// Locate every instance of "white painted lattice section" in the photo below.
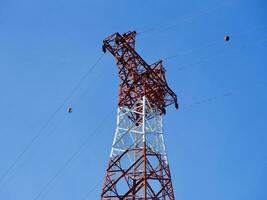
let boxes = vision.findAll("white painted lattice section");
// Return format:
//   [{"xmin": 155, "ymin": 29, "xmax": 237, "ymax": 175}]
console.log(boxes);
[{"xmin": 110, "ymin": 96, "xmax": 169, "ymax": 164}]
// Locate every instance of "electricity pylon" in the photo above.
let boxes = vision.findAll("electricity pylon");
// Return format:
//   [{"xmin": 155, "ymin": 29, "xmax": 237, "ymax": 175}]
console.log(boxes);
[{"xmin": 101, "ymin": 31, "xmax": 178, "ymax": 200}]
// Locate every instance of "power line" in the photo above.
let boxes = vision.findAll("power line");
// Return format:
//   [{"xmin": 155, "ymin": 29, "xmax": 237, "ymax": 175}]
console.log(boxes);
[
  {"xmin": 162, "ymin": 40, "xmax": 218, "ymax": 61},
  {"xmin": 32, "ymin": 111, "xmax": 113, "ymax": 200},
  {"xmin": 137, "ymin": 2, "xmax": 267, "ymax": 40},
  {"xmin": 183, "ymin": 80, "xmax": 267, "ymax": 111},
  {"xmin": 162, "ymin": 35, "xmax": 267, "ymax": 64},
  {"xmin": 0, "ymin": 53, "xmax": 105, "ymax": 189},
  {"xmin": 0, "ymin": 114, "xmax": 70, "ymax": 191},
  {"xmin": 82, "ymin": 180, "xmax": 102, "ymax": 200},
  {"xmin": 137, "ymin": 1, "xmax": 233, "ymax": 37}
]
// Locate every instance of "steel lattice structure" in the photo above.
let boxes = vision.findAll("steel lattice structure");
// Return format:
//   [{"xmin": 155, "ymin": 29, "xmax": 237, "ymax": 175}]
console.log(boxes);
[{"xmin": 101, "ymin": 31, "xmax": 178, "ymax": 200}]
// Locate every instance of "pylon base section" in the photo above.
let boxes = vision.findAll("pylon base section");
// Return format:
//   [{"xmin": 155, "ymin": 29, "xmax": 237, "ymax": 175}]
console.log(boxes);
[{"xmin": 101, "ymin": 96, "xmax": 175, "ymax": 200}]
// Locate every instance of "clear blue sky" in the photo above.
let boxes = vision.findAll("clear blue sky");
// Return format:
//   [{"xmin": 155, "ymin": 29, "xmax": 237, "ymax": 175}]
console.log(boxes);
[{"xmin": 0, "ymin": 0, "xmax": 266, "ymax": 199}]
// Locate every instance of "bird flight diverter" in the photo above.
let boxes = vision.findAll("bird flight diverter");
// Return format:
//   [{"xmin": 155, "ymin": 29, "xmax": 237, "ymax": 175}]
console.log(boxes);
[
  {"xmin": 224, "ymin": 35, "xmax": 230, "ymax": 41},
  {"xmin": 67, "ymin": 107, "xmax": 72, "ymax": 113}
]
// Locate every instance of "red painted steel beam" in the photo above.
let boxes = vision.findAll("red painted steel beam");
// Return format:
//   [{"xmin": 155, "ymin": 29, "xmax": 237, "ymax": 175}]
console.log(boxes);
[{"xmin": 102, "ymin": 31, "xmax": 178, "ymax": 116}]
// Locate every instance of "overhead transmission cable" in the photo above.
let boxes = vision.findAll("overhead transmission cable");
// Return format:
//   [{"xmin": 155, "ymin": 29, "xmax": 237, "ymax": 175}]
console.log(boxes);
[
  {"xmin": 0, "ymin": 113, "xmax": 70, "ymax": 192},
  {"xmin": 184, "ymin": 79, "xmax": 267, "ymax": 111},
  {"xmin": 0, "ymin": 53, "xmax": 105, "ymax": 189},
  {"xmin": 176, "ymin": 37, "xmax": 267, "ymax": 72},
  {"xmin": 136, "ymin": 1, "xmax": 234, "ymax": 37},
  {"xmin": 0, "ymin": 67, "xmax": 106, "ymax": 191},
  {"xmin": 33, "ymin": 110, "xmax": 113, "ymax": 200},
  {"xmin": 161, "ymin": 27, "xmax": 267, "ymax": 63},
  {"xmin": 82, "ymin": 179, "xmax": 102, "ymax": 200}
]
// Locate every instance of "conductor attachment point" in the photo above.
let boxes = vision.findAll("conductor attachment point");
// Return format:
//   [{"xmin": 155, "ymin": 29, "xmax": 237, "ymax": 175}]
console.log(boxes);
[
  {"xmin": 175, "ymin": 102, "xmax": 179, "ymax": 110},
  {"xmin": 102, "ymin": 45, "xmax": 106, "ymax": 53}
]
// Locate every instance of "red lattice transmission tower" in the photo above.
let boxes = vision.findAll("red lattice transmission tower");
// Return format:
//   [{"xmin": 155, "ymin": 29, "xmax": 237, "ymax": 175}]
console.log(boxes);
[{"xmin": 100, "ymin": 31, "xmax": 178, "ymax": 200}]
